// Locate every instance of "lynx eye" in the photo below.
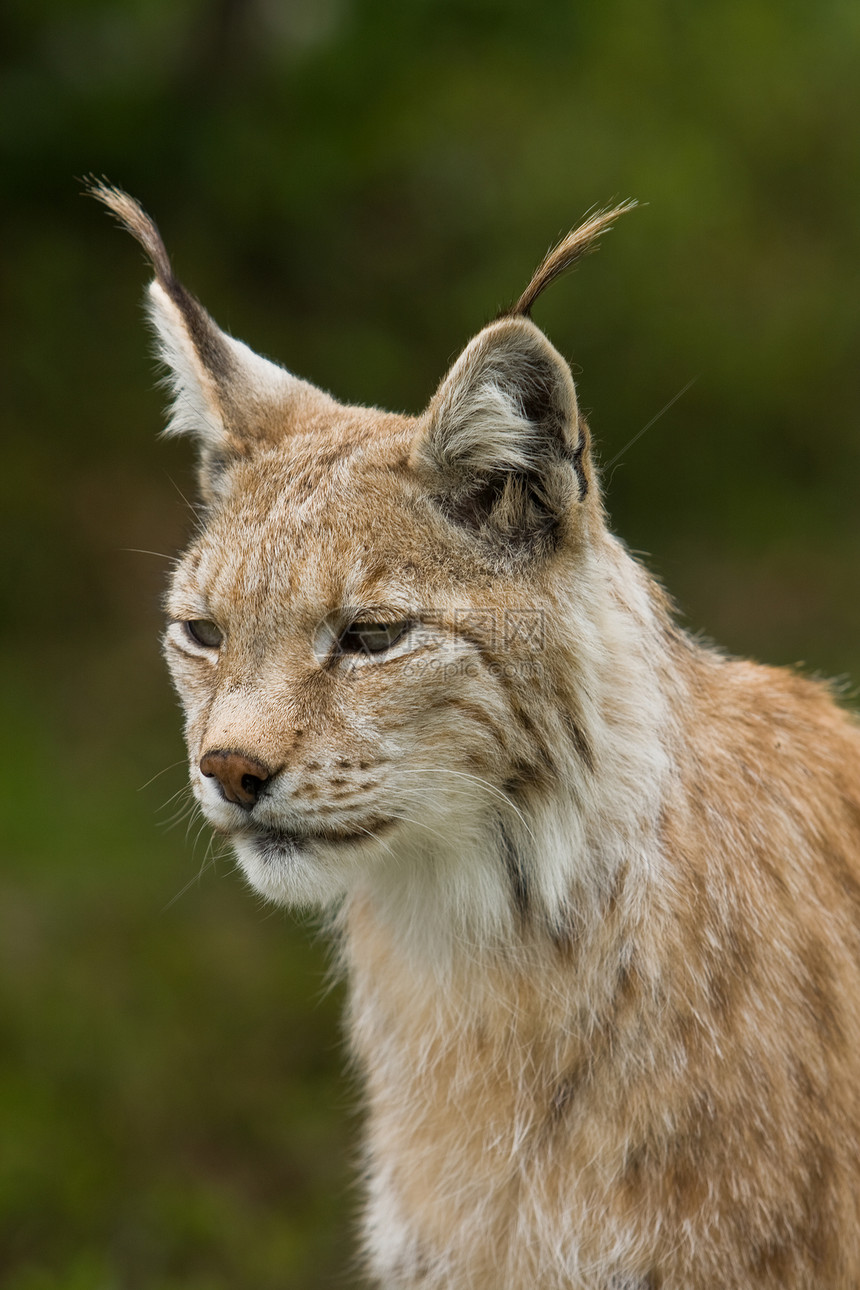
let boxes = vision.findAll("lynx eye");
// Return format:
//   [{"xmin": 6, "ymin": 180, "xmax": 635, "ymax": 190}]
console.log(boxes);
[
  {"xmin": 338, "ymin": 621, "xmax": 409, "ymax": 655},
  {"xmin": 184, "ymin": 618, "xmax": 223, "ymax": 649}
]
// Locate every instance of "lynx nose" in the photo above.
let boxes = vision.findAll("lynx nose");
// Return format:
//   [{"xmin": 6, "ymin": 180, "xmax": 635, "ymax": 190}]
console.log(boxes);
[{"xmin": 199, "ymin": 749, "xmax": 272, "ymax": 809}]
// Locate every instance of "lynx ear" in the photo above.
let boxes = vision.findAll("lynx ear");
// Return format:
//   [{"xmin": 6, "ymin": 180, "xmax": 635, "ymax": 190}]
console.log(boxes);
[
  {"xmin": 412, "ymin": 316, "xmax": 589, "ymax": 550},
  {"xmin": 90, "ymin": 182, "xmax": 330, "ymax": 500},
  {"xmin": 412, "ymin": 204, "xmax": 638, "ymax": 551}
]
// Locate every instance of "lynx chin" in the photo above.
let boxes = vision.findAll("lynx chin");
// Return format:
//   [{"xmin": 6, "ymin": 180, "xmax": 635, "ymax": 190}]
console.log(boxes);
[{"xmin": 96, "ymin": 183, "xmax": 860, "ymax": 1289}]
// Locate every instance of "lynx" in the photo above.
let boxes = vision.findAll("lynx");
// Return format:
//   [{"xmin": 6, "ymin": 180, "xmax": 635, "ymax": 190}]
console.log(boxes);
[{"xmin": 96, "ymin": 183, "xmax": 860, "ymax": 1288}]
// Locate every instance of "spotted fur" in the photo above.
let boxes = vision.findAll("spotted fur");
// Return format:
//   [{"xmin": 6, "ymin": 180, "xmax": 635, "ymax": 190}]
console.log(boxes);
[{"xmin": 97, "ymin": 183, "xmax": 860, "ymax": 1288}]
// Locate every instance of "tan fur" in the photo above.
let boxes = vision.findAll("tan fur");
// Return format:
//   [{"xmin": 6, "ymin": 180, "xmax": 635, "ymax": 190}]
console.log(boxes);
[{"xmin": 97, "ymin": 184, "xmax": 860, "ymax": 1288}]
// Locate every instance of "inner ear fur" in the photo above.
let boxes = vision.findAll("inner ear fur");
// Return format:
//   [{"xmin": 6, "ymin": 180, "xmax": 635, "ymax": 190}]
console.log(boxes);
[{"xmin": 412, "ymin": 317, "xmax": 590, "ymax": 548}]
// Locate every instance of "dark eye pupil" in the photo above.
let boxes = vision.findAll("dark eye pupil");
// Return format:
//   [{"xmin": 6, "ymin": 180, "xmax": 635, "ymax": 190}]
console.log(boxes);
[
  {"xmin": 340, "ymin": 622, "xmax": 407, "ymax": 654},
  {"xmin": 187, "ymin": 619, "xmax": 222, "ymax": 648}
]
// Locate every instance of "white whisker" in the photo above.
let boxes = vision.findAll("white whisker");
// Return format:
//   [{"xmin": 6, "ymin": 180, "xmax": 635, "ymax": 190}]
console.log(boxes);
[
  {"xmin": 161, "ymin": 838, "xmax": 225, "ymax": 912},
  {"xmin": 138, "ymin": 760, "xmax": 187, "ymax": 792},
  {"xmin": 121, "ymin": 547, "xmax": 177, "ymax": 563},
  {"xmin": 399, "ymin": 766, "xmax": 536, "ymax": 842}
]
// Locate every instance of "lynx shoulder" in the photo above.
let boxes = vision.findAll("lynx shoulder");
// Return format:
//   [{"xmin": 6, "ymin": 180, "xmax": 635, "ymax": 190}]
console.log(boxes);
[{"xmin": 96, "ymin": 183, "xmax": 860, "ymax": 1289}]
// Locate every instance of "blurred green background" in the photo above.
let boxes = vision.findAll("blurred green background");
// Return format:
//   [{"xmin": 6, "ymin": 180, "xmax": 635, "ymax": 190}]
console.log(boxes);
[{"xmin": 2, "ymin": 1, "xmax": 859, "ymax": 1286}]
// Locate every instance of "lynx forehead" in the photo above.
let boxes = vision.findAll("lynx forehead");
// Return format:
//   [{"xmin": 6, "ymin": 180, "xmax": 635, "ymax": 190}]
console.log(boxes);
[{"xmin": 99, "ymin": 182, "xmax": 860, "ymax": 1289}]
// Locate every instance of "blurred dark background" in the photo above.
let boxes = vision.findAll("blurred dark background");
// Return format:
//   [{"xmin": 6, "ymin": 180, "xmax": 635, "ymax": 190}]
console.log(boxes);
[{"xmin": 2, "ymin": 1, "xmax": 859, "ymax": 1286}]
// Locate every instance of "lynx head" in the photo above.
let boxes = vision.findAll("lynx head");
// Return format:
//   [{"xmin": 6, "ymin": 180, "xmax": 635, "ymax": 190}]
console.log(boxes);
[{"xmin": 95, "ymin": 183, "xmax": 636, "ymax": 943}]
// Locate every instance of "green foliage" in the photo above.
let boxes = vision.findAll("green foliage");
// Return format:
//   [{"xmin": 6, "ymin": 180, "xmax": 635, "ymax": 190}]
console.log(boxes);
[{"xmin": 2, "ymin": 1, "xmax": 860, "ymax": 1285}]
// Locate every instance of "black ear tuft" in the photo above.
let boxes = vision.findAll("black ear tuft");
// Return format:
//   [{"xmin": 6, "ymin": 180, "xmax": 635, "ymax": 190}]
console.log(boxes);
[
  {"xmin": 509, "ymin": 201, "xmax": 637, "ymax": 318},
  {"xmin": 91, "ymin": 180, "xmax": 337, "ymax": 502}
]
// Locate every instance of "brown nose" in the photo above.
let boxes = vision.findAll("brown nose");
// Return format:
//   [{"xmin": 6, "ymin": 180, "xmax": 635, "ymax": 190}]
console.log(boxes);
[{"xmin": 199, "ymin": 749, "xmax": 272, "ymax": 809}]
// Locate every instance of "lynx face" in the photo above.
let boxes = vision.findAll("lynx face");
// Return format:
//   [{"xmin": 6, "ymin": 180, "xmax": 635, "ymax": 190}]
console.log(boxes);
[
  {"xmin": 89, "ymin": 181, "xmax": 622, "ymax": 927},
  {"xmin": 163, "ymin": 419, "xmax": 585, "ymax": 912}
]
